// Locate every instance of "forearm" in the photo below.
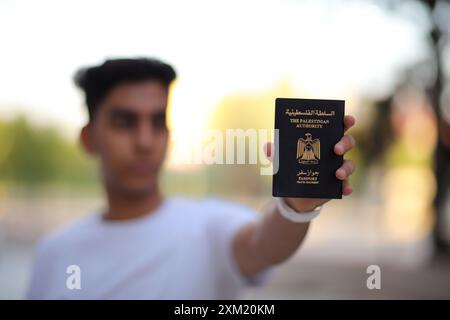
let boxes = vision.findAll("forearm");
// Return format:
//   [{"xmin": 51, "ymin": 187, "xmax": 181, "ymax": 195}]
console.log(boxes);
[
  {"xmin": 233, "ymin": 201, "xmax": 311, "ymax": 276},
  {"xmin": 254, "ymin": 202, "xmax": 311, "ymax": 264}
]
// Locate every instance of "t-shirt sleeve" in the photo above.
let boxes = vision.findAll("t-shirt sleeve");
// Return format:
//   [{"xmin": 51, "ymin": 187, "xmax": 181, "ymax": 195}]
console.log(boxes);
[{"xmin": 203, "ymin": 198, "xmax": 275, "ymax": 292}]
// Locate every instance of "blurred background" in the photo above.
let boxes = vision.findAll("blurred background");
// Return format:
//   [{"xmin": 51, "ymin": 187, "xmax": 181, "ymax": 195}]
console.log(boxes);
[{"xmin": 1, "ymin": 0, "xmax": 450, "ymax": 299}]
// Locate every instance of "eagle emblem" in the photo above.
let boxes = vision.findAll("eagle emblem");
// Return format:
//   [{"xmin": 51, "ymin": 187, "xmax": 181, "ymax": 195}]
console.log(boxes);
[{"xmin": 297, "ymin": 133, "xmax": 320, "ymax": 164}]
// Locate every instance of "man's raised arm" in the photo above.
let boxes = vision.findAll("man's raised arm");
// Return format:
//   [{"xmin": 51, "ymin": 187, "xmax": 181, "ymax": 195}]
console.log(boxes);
[{"xmin": 233, "ymin": 115, "xmax": 356, "ymax": 276}]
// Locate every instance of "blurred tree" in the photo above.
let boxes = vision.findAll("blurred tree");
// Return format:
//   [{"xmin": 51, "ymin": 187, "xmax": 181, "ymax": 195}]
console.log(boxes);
[
  {"xmin": 421, "ymin": 0, "xmax": 450, "ymax": 255},
  {"xmin": 375, "ymin": 0, "xmax": 450, "ymax": 254},
  {"xmin": 0, "ymin": 116, "xmax": 98, "ymax": 189}
]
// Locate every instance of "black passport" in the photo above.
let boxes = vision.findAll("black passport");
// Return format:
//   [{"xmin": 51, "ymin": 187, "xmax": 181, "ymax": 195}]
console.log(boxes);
[{"xmin": 272, "ymin": 98, "xmax": 345, "ymax": 199}]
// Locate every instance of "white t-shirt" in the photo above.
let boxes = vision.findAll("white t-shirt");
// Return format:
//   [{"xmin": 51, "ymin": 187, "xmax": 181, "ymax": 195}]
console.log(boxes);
[{"xmin": 27, "ymin": 196, "xmax": 273, "ymax": 299}]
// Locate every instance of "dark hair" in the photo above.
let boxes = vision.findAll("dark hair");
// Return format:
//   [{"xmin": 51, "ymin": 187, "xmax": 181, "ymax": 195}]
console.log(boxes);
[{"xmin": 74, "ymin": 57, "xmax": 177, "ymax": 120}]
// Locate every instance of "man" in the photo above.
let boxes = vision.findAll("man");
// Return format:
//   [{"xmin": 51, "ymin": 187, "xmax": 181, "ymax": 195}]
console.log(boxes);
[{"xmin": 27, "ymin": 58, "xmax": 356, "ymax": 299}]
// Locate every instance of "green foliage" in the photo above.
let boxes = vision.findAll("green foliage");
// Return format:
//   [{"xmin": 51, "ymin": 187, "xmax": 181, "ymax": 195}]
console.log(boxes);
[{"xmin": 0, "ymin": 116, "xmax": 98, "ymax": 188}]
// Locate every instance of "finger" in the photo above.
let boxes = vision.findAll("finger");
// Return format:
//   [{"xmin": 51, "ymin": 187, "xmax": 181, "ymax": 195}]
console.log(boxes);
[
  {"xmin": 344, "ymin": 115, "xmax": 356, "ymax": 133},
  {"xmin": 264, "ymin": 142, "xmax": 274, "ymax": 162},
  {"xmin": 334, "ymin": 135, "xmax": 355, "ymax": 155},
  {"xmin": 336, "ymin": 159, "xmax": 355, "ymax": 180},
  {"xmin": 342, "ymin": 179, "xmax": 353, "ymax": 196}
]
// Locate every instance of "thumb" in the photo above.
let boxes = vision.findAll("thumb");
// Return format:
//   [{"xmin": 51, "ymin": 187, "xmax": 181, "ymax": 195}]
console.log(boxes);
[{"xmin": 264, "ymin": 142, "xmax": 274, "ymax": 162}]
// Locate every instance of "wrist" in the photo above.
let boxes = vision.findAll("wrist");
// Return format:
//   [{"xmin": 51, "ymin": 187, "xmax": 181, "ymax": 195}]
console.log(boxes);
[
  {"xmin": 284, "ymin": 198, "xmax": 321, "ymax": 213},
  {"xmin": 275, "ymin": 198, "xmax": 323, "ymax": 223}
]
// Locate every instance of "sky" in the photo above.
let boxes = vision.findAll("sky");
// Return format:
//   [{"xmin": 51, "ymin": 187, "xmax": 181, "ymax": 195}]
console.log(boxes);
[{"xmin": 0, "ymin": 0, "xmax": 432, "ymax": 146}]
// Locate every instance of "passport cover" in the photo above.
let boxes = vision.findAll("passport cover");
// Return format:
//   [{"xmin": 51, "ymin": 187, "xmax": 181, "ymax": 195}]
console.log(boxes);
[{"xmin": 272, "ymin": 98, "xmax": 345, "ymax": 199}]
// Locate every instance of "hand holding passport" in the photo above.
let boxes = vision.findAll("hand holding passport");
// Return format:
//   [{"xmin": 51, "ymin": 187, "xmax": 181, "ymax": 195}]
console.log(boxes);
[{"xmin": 269, "ymin": 98, "xmax": 356, "ymax": 213}]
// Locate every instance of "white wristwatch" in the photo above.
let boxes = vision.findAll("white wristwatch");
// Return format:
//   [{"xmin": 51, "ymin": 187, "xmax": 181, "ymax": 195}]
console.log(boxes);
[{"xmin": 275, "ymin": 198, "xmax": 323, "ymax": 223}]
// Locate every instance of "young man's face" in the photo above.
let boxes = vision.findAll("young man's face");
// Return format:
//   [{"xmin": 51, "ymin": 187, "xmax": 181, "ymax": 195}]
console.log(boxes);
[{"xmin": 84, "ymin": 80, "xmax": 169, "ymax": 196}]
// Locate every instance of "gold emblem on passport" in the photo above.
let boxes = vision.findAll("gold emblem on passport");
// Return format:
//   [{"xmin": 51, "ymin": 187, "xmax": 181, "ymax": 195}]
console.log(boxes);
[{"xmin": 297, "ymin": 133, "xmax": 320, "ymax": 164}]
